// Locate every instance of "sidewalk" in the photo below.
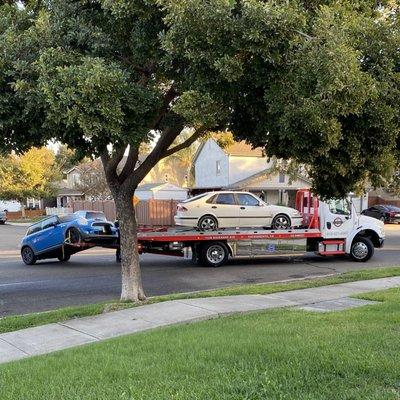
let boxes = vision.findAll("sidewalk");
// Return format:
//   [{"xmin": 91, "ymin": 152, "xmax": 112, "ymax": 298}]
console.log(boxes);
[{"xmin": 1, "ymin": 276, "xmax": 399, "ymax": 365}]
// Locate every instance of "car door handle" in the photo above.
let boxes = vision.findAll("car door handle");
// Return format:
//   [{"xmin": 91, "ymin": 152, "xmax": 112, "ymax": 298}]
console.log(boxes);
[
  {"xmin": 240, "ymin": 207, "xmax": 246, "ymax": 210},
  {"xmin": 212, "ymin": 206, "xmax": 217, "ymax": 209}
]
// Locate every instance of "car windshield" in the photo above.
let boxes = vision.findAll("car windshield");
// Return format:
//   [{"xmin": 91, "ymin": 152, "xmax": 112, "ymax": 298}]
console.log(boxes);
[
  {"xmin": 182, "ymin": 193, "xmax": 208, "ymax": 203},
  {"xmin": 59, "ymin": 214, "xmax": 77, "ymax": 223},
  {"xmin": 386, "ymin": 205, "xmax": 400, "ymax": 212},
  {"xmin": 86, "ymin": 212, "xmax": 106, "ymax": 220}
]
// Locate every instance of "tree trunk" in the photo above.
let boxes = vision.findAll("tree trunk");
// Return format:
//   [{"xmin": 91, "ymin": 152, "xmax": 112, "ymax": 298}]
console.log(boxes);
[
  {"xmin": 114, "ymin": 191, "xmax": 146, "ymax": 302},
  {"xmin": 21, "ymin": 204, "xmax": 26, "ymax": 219}
]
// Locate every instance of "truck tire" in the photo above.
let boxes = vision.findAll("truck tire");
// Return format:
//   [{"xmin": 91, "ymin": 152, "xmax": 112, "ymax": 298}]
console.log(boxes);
[
  {"xmin": 350, "ymin": 236, "xmax": 374, "ymax": 262},
  {"xmin": 58, "ymin": 254, "xmax": 71, "ymax": 262},
  {"xmin": 200, "ymin": 242, "xmax": 229, "ymax": 267},
  {"xmin": 21, "ymin": 246, "xmax": 36, "ymax": 265}
]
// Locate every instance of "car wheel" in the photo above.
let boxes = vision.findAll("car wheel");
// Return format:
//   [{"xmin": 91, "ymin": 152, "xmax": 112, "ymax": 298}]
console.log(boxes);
[
  {"xmin": 271, "ymin": 214, "xmax": 291, "ymax": 230},
  {"xmin": 21, "ymin": 246, "xmax": 36, "ymax": 265},
  {"xmin": 200, "ymin": 242, "xmax": 229, "ymax": 267},
  {"xmin": 65, "ymin": 228, "xmax": 82, "ymax": 244},
  {"xmin": 380, "ymin": 216, "xmax": 385, "ymax": 222},
  {"xmin": 198, "ymin": 215, "xmax": 218, "ymax": 231},
  {"xmin": 350, "ymin": 237, "xmax": 374, "ymax": 262},
  {"xmin": 58, "ymin": 253, "xmax": 71, "ymax": 262}
]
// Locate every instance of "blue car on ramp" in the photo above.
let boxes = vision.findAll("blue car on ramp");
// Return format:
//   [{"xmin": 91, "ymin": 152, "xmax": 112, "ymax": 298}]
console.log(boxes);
[{"xmin": 20, "ymin": 211, "xmax": 119, "ymax": 265}]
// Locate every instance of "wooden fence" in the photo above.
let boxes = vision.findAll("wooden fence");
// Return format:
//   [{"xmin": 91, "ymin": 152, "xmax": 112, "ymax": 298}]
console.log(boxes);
[
  {"xmin": 71, "ymin": 199, "xmax": 180, "ymax": 226},
  {"xmin": 6, "ymin": 209, "xmax": 45, "ymax": 220},
  {"xmin": 368, "ymin": 196, "xmax": 400, "ymax": 208}
]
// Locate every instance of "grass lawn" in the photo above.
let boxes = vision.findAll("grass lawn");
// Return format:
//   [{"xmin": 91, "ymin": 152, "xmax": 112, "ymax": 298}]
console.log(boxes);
[
  {"xmin": 1, "ymin": 288, "xmax": 399, "ymax": 399},
  {"xmin": 1, "ymin": 266, "xmax": 400, "ymax": 334}
]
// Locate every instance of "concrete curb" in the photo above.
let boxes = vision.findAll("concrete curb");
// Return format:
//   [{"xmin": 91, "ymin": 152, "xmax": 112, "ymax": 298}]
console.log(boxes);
[{"xmin": 0, "ymin": 276, "xmax": 399, "ymax": 365}]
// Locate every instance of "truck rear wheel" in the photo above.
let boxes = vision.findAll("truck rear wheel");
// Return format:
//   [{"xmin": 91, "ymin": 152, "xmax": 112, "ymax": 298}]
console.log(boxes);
[
  {"xmin": 200, "ymin": 242, "xmax": 229, "ymax": 267},
  {"xmin": 350, "ymin": 237, "xmax": 374, "ymax": 262}
]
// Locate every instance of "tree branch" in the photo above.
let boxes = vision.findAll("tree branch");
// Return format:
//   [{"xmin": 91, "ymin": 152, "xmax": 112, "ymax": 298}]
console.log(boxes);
[
  {"xmin": 118, "ymin": 145, "xmax": 139, "ymax": 184},
  {"xmin": 126, "ymin": 123, "xmax": 184, "ymax": 189},
  {"xmin": 148, "ymin": 86, "xmax": 178, "ymax": 130},
  {"xmin": 162, "ymin": 128, "xmax": 206, "ymax": 159},
  {"xmin": 100, "ymin": 146, "xmax": 125, "ymax": 188}
]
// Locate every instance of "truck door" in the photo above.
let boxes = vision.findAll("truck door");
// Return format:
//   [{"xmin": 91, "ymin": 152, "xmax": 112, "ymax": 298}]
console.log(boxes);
[{"xmin": 320, "ymin": 199, "xmax": 355, "ymax": 239}]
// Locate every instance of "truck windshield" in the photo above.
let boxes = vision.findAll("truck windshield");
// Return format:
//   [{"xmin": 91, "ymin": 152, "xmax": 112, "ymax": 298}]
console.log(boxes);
[{"xmin": 326, "ymin": 199, "xmax": 351, "ymax": 216}]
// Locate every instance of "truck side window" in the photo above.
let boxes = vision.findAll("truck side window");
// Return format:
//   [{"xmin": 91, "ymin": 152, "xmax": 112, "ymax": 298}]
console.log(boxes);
[{"xmin": 327, "ymin": 199, "xmax": 350, "ymax": 216}]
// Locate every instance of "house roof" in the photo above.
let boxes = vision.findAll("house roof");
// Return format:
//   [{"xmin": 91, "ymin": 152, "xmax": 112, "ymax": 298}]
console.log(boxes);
[
  {"xmin": 225, "ymin": 168, "xmax": 312, "ymax": 190},
  {"xmin": 66, "ymin": 154, "xmax": 149, "ymax": 175},
  {"xmin": 137, "ymin": 182, "xmax": 187, "ymax": 192},
  {"xmin": 225, "ymin": 141, "xmax": 264, "ymax": 157},
  {"xmin": 57, "ymin": 187, "xmax": 84, "ymax": 196},
  {"xmin": 193, "ymin": 139, "xmax": 264, "ymax": 164}
]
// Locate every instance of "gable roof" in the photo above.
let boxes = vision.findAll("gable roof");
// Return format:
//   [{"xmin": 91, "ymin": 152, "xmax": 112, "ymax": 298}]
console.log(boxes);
[
  {"xmin": 225, "ymin": 141, "xmax": 264, "ymax": 157},
  {"xmin": 225, "ymin": 168, "xmax": 312, "ymax": 189},
  {"xmin": 193, "ymin": 139, "xmax": 264, "ymax": 164},
  {"xmin": 137, "ymin": 182, "xmax": 187, "ymax": 192}
]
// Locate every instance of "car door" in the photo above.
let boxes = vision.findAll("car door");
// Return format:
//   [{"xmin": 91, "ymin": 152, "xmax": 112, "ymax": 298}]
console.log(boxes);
[
  {"xmin": 365, "ymin": 206, "xmax": 384, "ymax": 220},
  {"xmin": 209, "ymin": 193, "xmax": 240, "ymax": 228},
  {"xmin": 322, "ymin": 199, "xmax": 355, "ymax": 238},
  {"xmin": 34, "ymin": 216, "xmax": 65, "ymax": 253},
  {"xmin": 236, "ymin": 193, "xmax": 272, "ymax": 227}
]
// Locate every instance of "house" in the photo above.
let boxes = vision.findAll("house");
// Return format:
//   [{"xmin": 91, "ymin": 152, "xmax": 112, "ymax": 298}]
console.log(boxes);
[
  {"xmin": 192, "ymin": 139, "xmax": 310, "ymax": 207},
  {"xmin": 136, "ymin": 183, "xmax": 188, "ymax": 200}
]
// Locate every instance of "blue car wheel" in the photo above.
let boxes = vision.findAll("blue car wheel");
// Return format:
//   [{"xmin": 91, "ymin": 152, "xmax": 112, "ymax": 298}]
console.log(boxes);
[
  {"xmin": 21, "ymin": 246, "xmax": 36, "ymax": 265},
  {"xmin": 65, "ymin": 227, "xmax": 82, "ymax": 244}
]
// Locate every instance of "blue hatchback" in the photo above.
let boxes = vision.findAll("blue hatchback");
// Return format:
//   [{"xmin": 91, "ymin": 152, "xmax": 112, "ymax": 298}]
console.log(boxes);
[{"xmin": 20, "ymin": 212, "xmax": 119, "ymax": 265}]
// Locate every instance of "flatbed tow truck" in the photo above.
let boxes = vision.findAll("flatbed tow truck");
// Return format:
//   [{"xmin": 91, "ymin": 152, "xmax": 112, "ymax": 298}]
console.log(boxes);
[{"xmin": 135, "ymin": 189, "xmax": 385, "ymax": 267}]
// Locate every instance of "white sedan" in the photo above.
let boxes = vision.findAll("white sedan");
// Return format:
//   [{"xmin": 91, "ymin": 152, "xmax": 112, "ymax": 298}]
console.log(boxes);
[{"xmin": 174, "ymin": 191, "xmax": 303, "ymax": 230}]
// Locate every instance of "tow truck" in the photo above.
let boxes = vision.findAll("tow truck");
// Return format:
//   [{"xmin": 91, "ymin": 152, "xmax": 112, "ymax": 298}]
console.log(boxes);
[{"xmin": 135, "ymin": 189, "xmax": 385, "ymax": 267}]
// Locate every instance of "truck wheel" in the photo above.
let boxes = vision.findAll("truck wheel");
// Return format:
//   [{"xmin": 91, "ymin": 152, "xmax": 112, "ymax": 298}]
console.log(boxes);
[
  {"xmin": 21, "ymin": 246, "xmax": 36, "ymax": 265},
  {"xmin": 200, "ymin": 242, "xmax": 229, "ymax": 267},
  {"xmin": 350, "ymin": 237, "xmax": 374, "ymax": 262}
]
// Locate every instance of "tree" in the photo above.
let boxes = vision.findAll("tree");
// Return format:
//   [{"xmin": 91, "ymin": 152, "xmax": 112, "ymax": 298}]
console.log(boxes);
[
  {"xmin": 0, "ymin": 148, "xmax": 58, "ymax": 216},
  {"xmin": 75, "ymin": 161, "xmax": 112, "ymax": 200},
  {"xmin": 1, "ymin": 0, "xmax": 398, "ymax": 301},
  {"xmin": 55, "ymin": 144, "xmax": 81, "ymax": 174}
]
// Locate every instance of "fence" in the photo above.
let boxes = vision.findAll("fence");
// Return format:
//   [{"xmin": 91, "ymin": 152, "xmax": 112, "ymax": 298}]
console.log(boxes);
[
  {"xmin": 6, "ymin": 209, "xmax": 45, "ymax": 221},
  {"xmin": 71, "ymin": 199, "xmax": 179, "ymax": 226},
  {"xmin": 46, "ymin": 207, "xmax": 73, "ymax": 216},
  {"xmin": 368, "ymin": 196, "xmax": 400, "ymax": 208}
]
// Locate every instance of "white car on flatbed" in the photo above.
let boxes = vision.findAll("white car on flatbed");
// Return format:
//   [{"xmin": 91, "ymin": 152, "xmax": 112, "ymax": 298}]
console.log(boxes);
[{"xmin": 174, "ymin": 191, "xmax": 303, "ymax": 230}]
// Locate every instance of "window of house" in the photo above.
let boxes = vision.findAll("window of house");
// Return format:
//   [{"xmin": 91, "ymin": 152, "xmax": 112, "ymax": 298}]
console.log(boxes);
[
  {"xmin": 278, "ymin": 172, "xmax": 285, "ymax": 183},
  {"xmin": 216, "ymin": 160, "xmax": 221, "ymax": 175}
]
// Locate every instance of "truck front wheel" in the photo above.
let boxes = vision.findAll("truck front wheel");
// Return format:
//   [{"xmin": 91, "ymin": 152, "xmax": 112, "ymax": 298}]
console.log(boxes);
[
  {"xmin": 200, "ymin": 242, "xmax": 229, "ymax": 267},
  {"xmin": 350, "ymin": 237, "xmax": 374, "ymax": 262}
]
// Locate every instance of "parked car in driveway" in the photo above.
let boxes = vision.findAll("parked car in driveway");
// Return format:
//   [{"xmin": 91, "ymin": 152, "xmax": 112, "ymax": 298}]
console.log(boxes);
[
  {"xmin": 0, "ymin": 211, "xmax": 6, "ymax": 224},
  {"xmin": 174, "ymin": 191, "xmax": 303, "ymax": 230},
  {"xmin": 361, "ymin": 204, "xmax": 400, "ymax": 224},
  {"xmin": 20, "ymin": 212, "xmax": 118, "ymax": 265}
]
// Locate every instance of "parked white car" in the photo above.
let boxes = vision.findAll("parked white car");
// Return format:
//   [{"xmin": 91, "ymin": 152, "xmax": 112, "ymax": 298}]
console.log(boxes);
[{"xmin": 174, "ymin": 191, "xmax": 303, "ymax": 230}]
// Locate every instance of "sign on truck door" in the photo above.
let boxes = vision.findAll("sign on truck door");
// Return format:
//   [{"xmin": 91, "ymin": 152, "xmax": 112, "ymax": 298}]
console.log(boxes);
[{"xmin": 320, "ymin": 199, "xmax": 355, "ymax": 239}]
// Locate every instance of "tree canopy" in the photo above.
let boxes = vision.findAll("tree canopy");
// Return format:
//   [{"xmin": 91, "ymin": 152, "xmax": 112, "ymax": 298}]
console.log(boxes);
[{"xmin": 1, "ymin": 0, "xmax": 399, "ymax": 300}]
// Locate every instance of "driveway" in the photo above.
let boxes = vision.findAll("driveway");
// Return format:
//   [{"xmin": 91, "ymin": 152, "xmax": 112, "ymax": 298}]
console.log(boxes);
[{"xmin": 0, "ymin": 223, "xmax": 399, "ymax": 316}]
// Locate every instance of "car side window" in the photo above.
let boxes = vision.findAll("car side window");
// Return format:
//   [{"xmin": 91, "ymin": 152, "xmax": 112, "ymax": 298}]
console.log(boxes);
[
  {"xmin": 237, "ymin": 194, "xmax": 260, "ymax": 206},
  {"xmin": 42, "ymin": 216, "xmax": 58, "ymax": 230},
  {"xmin": 215, "ymin": 194, "xmax": 236, "ymax": 205},
  {"xmin": 26, "ymin": 223, "xmax": 42, "ymax": 236},
  {"xmin": 206, "ymin": 194, "xmax": 218, "ymax": 204}
]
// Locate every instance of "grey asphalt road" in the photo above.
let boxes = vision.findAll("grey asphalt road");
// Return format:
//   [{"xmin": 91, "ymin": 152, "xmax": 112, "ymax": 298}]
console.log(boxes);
[{"xmin": 0, "ymin": 223, "xmax": 399, "ymax": 317}]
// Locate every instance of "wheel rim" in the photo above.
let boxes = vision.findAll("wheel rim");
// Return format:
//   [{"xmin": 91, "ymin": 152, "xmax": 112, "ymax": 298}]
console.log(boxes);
[
  {"xmin": 380, "ymin": 216, "xmax": 385, "ymax": 222},
  {"xmin": 352, "ymin": 242, "xmax": 369, "ymax": 260},
  {"xmin": 200, "ymin": 217, "xmax": 217, "ymax": 230},
  {"xmin": 67, "ymin": 229, "xmax": 80, "ymax": 244},
  {"xmin": 206, "ymin": 245, "xmax": 225, "ymax": 265},
  {"xmin": 22, "ymin": 248, "xmax": 33, "ymax": 263},
  {"xmin": 273, "ymin": 216, "xmax": 290, "ymax": 229}
]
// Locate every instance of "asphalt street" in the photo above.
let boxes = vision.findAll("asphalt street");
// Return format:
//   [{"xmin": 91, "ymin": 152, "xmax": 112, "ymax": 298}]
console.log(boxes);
[{"xmin": 0, "ymin": 223, "xmax": 399, "ymax": 317}]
